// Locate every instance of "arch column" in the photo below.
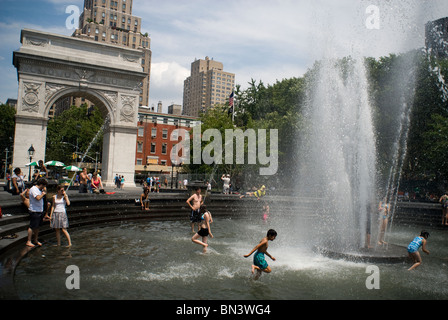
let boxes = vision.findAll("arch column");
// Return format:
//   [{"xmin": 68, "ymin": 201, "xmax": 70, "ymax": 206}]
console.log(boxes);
[
  {"xmin": 13, "ymin": 115, "xmax": 48, "ymax": 177},
  {"xmin": 102, "ymin": 125, "xmax": 138, "ymax": 187}
]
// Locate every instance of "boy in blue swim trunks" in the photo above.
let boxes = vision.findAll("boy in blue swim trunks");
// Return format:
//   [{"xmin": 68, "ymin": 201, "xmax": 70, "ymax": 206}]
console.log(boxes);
[
  {"xmin": 244, "ymin": 229, "xmax": 277, "ymax": 280},
  {"xmin": 407, "ymin": 231, "xmax": 430, "ymax": 271}
]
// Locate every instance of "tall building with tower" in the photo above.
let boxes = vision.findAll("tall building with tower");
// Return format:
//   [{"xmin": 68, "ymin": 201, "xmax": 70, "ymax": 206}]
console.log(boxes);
[
  {"xmin": 72, "ymin": 0, "xmax": 151, "ymax": 106},
  {"xmin": 182, "ymin": 56, "xmax": 235, "ymax": 117}
]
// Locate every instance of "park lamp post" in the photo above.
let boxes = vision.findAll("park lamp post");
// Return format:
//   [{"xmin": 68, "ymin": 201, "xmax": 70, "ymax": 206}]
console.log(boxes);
[
  {"xmin": 28, "ymin": 145, "xmax": 35, "ymax": 182},
  {"xmin": 3, "ymin": 148, "xmax": 8, "ymax": 180}
]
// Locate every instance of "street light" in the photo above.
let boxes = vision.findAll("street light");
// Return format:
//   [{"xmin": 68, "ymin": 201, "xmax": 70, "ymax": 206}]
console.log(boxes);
[
  {"xmin": 3, "ymin": 148, "xmax": 8, "ymax": 180},
  {"xmin": 28, "ymin": 145, "xmax": 35, "ymax": 181}
]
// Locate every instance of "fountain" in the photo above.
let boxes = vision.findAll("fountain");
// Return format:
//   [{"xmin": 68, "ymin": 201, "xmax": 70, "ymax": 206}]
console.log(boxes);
[
  {"xmin": 291, "ymin": 3, "xmax": 425, "ymax": 261},
  {"xmin": 294, "ymin": 56, "xmax": 387, "ymax": 260},
  {"xmin": 4, "ymin": 1, "xmax": 448, "ymax": 301}
]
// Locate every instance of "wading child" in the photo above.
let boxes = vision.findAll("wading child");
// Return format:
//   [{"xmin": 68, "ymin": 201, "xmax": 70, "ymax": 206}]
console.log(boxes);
[
  {"xmin": 191, "ymin": 205, "xmax": 213, "ymax": 253},
  {"xmin": 407, "ymin": 231, "xmax": 430, "ymax": 271},
  {"xmin": 244, "ymin": 229, "xmax": 277, "ymax": 280},
  {"xmin": 50, "ymin": 185, "xmax": 72, "ymax": 247}
]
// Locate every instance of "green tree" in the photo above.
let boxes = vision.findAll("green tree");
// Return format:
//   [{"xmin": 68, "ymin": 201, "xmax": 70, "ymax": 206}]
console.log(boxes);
[
  {"xmin": 404, "ymin": 54, "xmax": 448, "ymax": 182},
  {"xmin": 0, "ymin": 103, "xmax": 16, "ymax": 176},
  {"xmin": 46, "ymin": 104, "xmax": 105, "ymax": 165}
]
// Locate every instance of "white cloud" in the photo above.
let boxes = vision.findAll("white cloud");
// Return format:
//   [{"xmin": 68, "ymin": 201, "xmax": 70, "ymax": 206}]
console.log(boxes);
[
  {"xmin": 2, "ymin": 0, "xmax": 448, "ymax": 105},
  {"xmin": 148, "ymin": 61, "xmax": 190, "ymax": 107},
  {"xmin": 135, "ymin": 0, "xmax": 448, "ymax": 106}
]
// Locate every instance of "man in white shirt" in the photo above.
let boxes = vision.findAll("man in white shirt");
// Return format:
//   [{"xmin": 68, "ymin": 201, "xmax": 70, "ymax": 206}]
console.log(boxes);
[
  {"xmin": 221, "ymin": 174, "xmax": 230, "ymax": 194},
  {"xmin": 26, "ymin": 178, "xmax": 48, "ymax": 247}
]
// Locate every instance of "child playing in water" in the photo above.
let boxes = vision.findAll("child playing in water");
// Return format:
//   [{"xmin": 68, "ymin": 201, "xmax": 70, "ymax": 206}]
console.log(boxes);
[
  {"xmin": 244, "ymin": 229, "xmax": 277, "ymax": 280},
  {"xmin": 191, "ymin": 205, "xmax": 213, "ymax": 253},
  {"xmin": 407, "ymin": 231, "xmax": 430, "ymax": 271}
]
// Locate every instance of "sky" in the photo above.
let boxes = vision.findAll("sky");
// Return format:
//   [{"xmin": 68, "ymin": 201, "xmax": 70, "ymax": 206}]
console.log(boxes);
[{"xmin": 0, "ymin": 0, "xmax": 447, "ymax": 112}]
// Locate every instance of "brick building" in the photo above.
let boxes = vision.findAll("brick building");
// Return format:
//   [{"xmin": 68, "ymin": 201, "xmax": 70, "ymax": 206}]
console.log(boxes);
[{"xmin": 135, "ymin": 106, "xmax": 200, "ymax": 174}]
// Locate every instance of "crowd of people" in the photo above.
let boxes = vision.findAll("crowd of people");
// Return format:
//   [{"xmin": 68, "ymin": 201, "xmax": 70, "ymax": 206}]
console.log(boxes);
[
  {"xmin": 75, "ymin": 168, "xmax": 105, "ymax": 194},
  {"xmin": 2, "ymin": 166, "xmax": 440, "ymax": 275}
]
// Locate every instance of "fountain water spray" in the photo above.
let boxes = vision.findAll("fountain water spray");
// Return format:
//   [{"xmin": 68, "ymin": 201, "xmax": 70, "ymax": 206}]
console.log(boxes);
[
  {"xmin": 296, "ymin": 57, "xmax": 377, "ymax": 252},
  {"xmin": 66, "ymin": 114, "xmax": 110, "ymax": 191}
]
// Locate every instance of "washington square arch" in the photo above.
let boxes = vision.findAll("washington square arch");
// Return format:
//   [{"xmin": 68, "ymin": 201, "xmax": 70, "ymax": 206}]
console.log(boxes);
[{"xmin": 11, "ymin": 29, "xmax": 147, "ymax": 187}]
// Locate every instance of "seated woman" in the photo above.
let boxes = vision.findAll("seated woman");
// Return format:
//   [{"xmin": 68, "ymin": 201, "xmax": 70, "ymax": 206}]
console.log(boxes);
[
  {"xmin": 11, "ymin": 167, "xmax": 25, "ymax": 195},
  {"xmin": 37, "ymin": 160, "xmax": 48, "ymax": 178},
  {"xmin": 91, "ymin": 171, "xmax": 104, "ymax": 194}
]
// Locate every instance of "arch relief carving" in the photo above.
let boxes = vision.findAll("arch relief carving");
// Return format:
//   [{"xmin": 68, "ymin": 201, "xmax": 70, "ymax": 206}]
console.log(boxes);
[
  {"xmin": 22, "ymin": 82, "xmax": 41, "ymax": 113},
  {"xmin": 120, "ymin": 95, "xmax": 136, "ymax": 123}
]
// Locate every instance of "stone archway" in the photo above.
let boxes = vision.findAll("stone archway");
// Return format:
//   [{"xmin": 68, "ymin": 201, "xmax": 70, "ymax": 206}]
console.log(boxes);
[{"xmin": 12, "ymin": 29, "xmax": 147, "ymax": 186}]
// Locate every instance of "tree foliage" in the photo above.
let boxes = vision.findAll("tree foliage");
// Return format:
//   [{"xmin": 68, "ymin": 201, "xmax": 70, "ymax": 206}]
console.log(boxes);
[
  {"xmin": 0, "ymin": 103, "xmax": 16, "ymax": 176},
  {"xmin": 0, "ymin": 103, "xmax": 16, "ymax": 152},
  {"xmin": 46, "ymin": 104, "xmax": 105, "ymax": 165},
  {"xmin": 193, "ymin": 51, "xmax": 448, "ymax": 191}
]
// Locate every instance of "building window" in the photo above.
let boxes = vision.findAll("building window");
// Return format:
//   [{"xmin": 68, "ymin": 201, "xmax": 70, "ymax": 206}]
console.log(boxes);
[
  {"xmin": 162, "ymin": 143, "xmax": 167, "ymax": 155},
  {"xmin": 151, "ymin": 128, "xmax": 157, "ymax": 138},
  {"xmin": 150, "ymin": 143, "xmax": 156, "ymax": 154},
  {"xmin": 137, "ymin": 142, "xmax": 143, "ymax": 153},
  {"xmin": 162, "ymin": 129, "xmax": 168, "ymax": 139},
  {"xmin": 138, "ymin": 127, "xmax": 144, "ymax": 137},
  {"xmin": 136, "ymin": 158, "xmax": 142, "ymax": 165}
]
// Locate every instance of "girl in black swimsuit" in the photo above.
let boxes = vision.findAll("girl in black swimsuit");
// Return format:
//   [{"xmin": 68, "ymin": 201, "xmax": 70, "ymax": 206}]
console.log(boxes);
[{"xmin": 191, "ymin": 205, "xmax": 213, "ymax": 253}]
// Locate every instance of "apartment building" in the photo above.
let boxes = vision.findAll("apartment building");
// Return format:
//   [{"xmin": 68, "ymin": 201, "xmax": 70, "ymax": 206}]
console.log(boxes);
[
  {"xmin": 72, "ymin": 0, "xmax": 151, "ymax": 106},
  {"xmin": 183, "ymin": 56, "xmax": 235, "ymax": 117}
]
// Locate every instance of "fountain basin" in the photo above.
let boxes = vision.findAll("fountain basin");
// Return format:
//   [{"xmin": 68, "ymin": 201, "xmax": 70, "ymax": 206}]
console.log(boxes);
[{"xmin": 315, "ymin": 244, "xmax": 409, "ymax": 264}]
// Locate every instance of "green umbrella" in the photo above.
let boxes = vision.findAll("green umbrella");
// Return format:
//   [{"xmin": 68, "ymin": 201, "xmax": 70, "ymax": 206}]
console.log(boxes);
[
  {"xmin": 64, "ymin": 165, "xmax": 82, "ymax": 172},
  {"xmin": 45, "ymin": 160, "xmax": 65, "ymax": 167},
  {"xmin": 25, "ymin": 161, "xmax": 39, "ymax": 166}
]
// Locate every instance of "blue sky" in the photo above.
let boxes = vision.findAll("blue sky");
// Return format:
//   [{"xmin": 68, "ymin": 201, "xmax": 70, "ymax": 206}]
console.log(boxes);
[{"xmin": 1, "ymin": 0, "xmax": 447, "ymax": 110}]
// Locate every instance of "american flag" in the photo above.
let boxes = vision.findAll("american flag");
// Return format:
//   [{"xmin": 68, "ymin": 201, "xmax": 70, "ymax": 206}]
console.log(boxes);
[{"xmin": 229, "ymin": 91, "xmax": 234, "ymax": 107}]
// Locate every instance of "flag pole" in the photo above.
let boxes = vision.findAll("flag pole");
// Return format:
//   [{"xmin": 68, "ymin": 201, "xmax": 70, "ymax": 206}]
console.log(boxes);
[
  {"xmin": 232, "ymin": 79, "xmax": 236, "ymax": 124},
  {"xmin": 229, "ymin": 90, "xmax": 235, "ymax": 123}
]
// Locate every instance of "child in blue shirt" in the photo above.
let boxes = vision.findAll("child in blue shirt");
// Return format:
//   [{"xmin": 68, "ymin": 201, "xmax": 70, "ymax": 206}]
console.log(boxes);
[{"xmin": 407, "ymin": 231, "xmax": 430, "ymax": 271}]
